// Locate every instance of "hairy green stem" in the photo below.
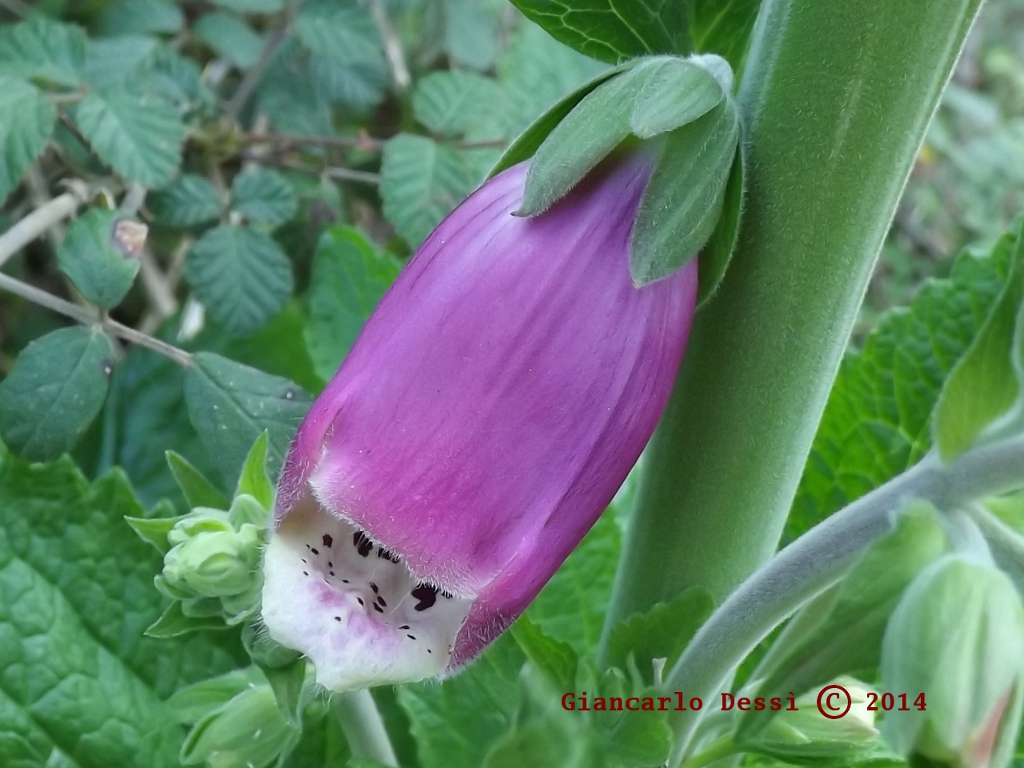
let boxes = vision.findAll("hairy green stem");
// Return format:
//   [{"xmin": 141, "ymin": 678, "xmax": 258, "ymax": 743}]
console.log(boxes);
[
  {"xmin": 602, "ymin": 0, "xmax": 984, "ymax": 650},
  {"xmin": 663, "ymin": 432, "xmax": 1024, "ymax": 764},
  {"xmin": 333, "ymin": 690, "xmax": 398, "ymax": 767}
]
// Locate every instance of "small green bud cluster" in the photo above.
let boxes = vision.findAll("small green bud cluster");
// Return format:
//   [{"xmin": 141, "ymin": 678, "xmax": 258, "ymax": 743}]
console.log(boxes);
[{"xmin": 154, "ymin": 494, "xmax": 269, "ymax": 626}]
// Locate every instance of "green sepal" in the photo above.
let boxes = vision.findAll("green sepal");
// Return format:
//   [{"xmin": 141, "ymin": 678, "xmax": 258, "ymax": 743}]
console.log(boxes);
[
  {"xmin": 628, "ymin": 56, "xmax": 725, "ymax": 139},
  {"xmin": 515, "ymin": 54, "xmax": 732, "ymax": 218},
  {"xmin": 235, "ymin": 430, "xmax": 275, "ymax": 509},
  {"xmin": 630, "ymin": 99, "xmax": 740, "ymax": 286},
  {"xmin": 514, "ymin": 69, "xmax": 636, "ymax": 217},
  {"xmin": 125, "ymin": 513, "xmax": 187, "ymax": 554},
  {"xmin": 144, "ymin": 600, "xmax": 230, "ymax": 638},
  {"xmin": 167, "ymin": 450, "xmax": 230, "ymax": 511},
  {"xmin": 934, "ymin": 219, "xmax": 1024, "ymax": 461},
  {"xmin": 740, "ymin": 500, "xmax": 949, "ymax": 740},
  {"xmin": 489, "ymin": 61, "xmax": 632, "ymax": 178},
  {"xmin": 697, "ymin": 144, "xmax": 745, "ymax": 307}
]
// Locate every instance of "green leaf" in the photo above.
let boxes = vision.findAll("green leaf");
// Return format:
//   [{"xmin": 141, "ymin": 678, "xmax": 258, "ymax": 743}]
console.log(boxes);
[
  {"xmin": 605, "ymin": 587, "xmax": 715, "ymax": 685},
  {"xmin": 744, "ymin": 500, "xmax": 949, "ymax": 738},
  {"xmin": 167, "ymin": 450, "xmax": 230, "ymax": 510},
  {"xmin": 0, "ymin": 16, "xmax": 86, "ymax": 86},
  {"xmin": 235, "ymin": 431, "xmax": 274, "ymax": 508},
  {"xmin": 934, "ymin": 222, "xmax": 1024, "ymax": 460},
  {"xmin": 791, "ymin": 225, "xmax": 1019, "ymax": 535},
  {"xmin": 295, "ymin": 0, "xmax": 388, "ymax": 110},
  {"xmin": 380, "ymin": 134, "xmax": 487, "ymax": 246},
  {"xmin": 511, "ymin": 616, "xmax": 578, "ymax": 691},
  {"xmin": 210, "ymin": 0, "xmax": 285, "ymax": 11},
  {"xmin": 184, "ymin": 225, "xmax": 294, "ymax": 335},
  {"xmin": 194, "ymin": 11, "xmax": 265, "ymax": 69},
  {"xmin": 510, "ymin": 0, "xmax": 688, "ymax": 63},
  {"xmin": 0, "ymin": 446, "xmax": 244, "ymax": 768},
  {"xmin": 691, "ymin": 0, "xmax": 761, "ymax": 71},
  {"xmin": 0, "ymin": 75, "xmax": 56, "ymax": 203},
  {"xmin": 183, "ymin": 352, "xmax": 311, "ymax": 486},
  {"xmin": 230, "ymin": 168, "xmax": 299, "ymax": 228},
  {"xmin": 97, "ymin": 0, "xmax": 185, "ymax": 36},
  {"xmin": 412, "ymin": 70, "xmax": 503, "ymax": 137},
  {"xmin": 57, "ymin": 208, "xmax": 143, "ymax": 308},
  {"xmin": 443, "ymin": 0, "xmax": 502, "ymax": 70},
  {"xmin": 149, "ymin": 174, "xmax": 223, "ymax": 226},
  {"xmin": 73, "ymin": 86, "xmax": 184, "ymax": 186},
  {"xmin": 697, "ymin": 144, "xmax": 744, "ymax": 306},
  {"xmin": 304, "ymin": 226, "xmax": 400, "ymax": 381},
  {"xmin": 0, "ymin": 327, "xmax": 114, "ymax": 462},
  {"xmin": 631, "ymin": 100, "xmax": 739, "ymax": 285},
  {"xmin": 398, "ymin": 635, "xmax": 525, "ymax": 768},
  {"xmin": 84, "ymin": 35, "xmax": 160, "ymax": 90},
  {"xmin": 526, "ymin": 510, "xmax": 621, "ymax": 654}
]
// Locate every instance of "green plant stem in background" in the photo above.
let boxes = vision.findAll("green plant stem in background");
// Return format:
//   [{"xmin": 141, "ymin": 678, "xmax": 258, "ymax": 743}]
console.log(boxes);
[
  {"xmin": 333, "ymin": 690, "xmax": 399, "ymax": 767},
  {"xmin": 663, "ymin": 432, "xmax": 1024, "ymax": 763},
  {"xmin": 602, "ymin": 0, "xmax": 984, "ymax": 650}
]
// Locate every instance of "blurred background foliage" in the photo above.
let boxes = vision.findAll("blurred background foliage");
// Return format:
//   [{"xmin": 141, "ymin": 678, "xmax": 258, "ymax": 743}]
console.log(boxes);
[{"xmin": 860, "ymin": 0, "xmax": 1024, "ymax": 333}]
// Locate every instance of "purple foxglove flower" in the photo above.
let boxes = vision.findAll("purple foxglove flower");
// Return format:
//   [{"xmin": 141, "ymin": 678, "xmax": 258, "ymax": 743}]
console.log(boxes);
[{"xmin": 261, "ymin": 154, "xmax": 698, "ymax": 691}]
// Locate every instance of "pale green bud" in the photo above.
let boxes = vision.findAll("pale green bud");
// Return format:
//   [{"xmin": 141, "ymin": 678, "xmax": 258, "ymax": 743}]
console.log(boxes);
[
  {"xmin": 163, "ymin": 524, "xmax": 261, "ymax": 600},
  {"xmin": 881, "ymin": 554, "xmax": 1024, "ymax": 768},
  {"xmin": 180, "ymin": 685, "xmax": 296, "ymax": 768},
  {"xmin": 740, "ymin": 679, "xmax": 887, "ymax": 764}
]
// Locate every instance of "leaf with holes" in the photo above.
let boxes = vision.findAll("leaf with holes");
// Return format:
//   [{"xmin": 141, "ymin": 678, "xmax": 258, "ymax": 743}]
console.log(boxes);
[
  {"xmin": 230, "ymin": 168, "xmax": 298, "ymax": 228},
  {"xmin": 0, "ymin": 445, "xmax": 244, "ymax": 768},
  {"xmin": 148, "ymin": 174, "xmax": 222, "ymax": 227},
  {"xmin": 380, "ymin": 134, "xmax": 486, "ymax": 246},
  {"xmin": 0, "ymin": 327, "xmax": 114, "ymax": 462},
  {"xmin": 510, "ymin": 0, "xmax": 689, "ymax": 63},
  {"xmin": 73, "ymin": 85, "xmax": 184, "ymax": 187},
  {"xmin": 57, "ymin": 209, "xmax": 144, "ymax": 308},
  {"xmin": 0, "ymin": 76, "xmax": 56, "ymax": 204},
  {"xmin": 183, "ymin": 352, "xmax": 310, "ymax": 486},
  {"xmin": 305, "ymin": 226, "xmax": 400, "ymax": 381},
  {"xmin": 0, "ymin": 16, "xmax": 86, "ymax": 86},
  {"xmin": 184, "ymin": 225, "xmax": 294, "ymax": 335}
]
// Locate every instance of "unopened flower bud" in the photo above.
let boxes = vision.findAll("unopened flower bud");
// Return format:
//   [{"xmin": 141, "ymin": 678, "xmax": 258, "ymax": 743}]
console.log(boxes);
[{"xmin": 881, "ymin": 554, "xmax": 1024, "ymax": 768}]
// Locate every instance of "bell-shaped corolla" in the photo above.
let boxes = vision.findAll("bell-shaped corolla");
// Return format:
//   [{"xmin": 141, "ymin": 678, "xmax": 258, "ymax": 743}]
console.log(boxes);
[{"xmin": 261, "ymin": 154, "xmax": 699, "ymax": 691}]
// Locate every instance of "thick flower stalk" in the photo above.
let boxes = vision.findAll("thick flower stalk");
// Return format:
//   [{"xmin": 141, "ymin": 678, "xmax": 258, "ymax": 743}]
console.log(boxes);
[{"xmin": 261, "ymin": 155, "xmax": 698, "ymax": 691}]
